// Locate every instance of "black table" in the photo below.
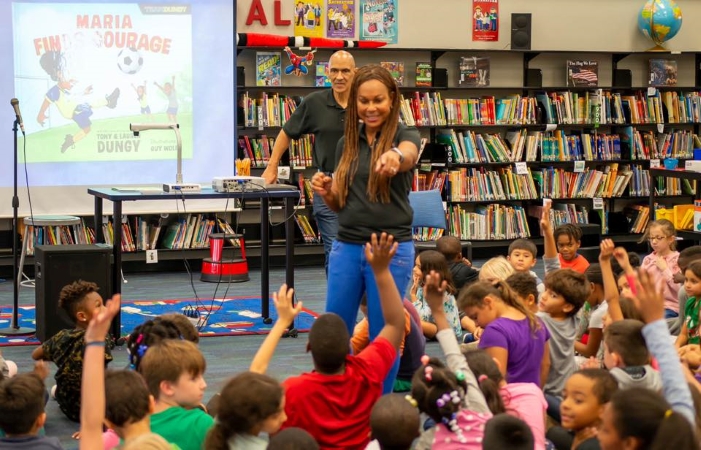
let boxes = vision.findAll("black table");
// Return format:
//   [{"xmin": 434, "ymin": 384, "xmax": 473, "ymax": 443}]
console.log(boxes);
[{"xmin": 87, "ymin": 187, "xmax": 300, "ymax": 333}]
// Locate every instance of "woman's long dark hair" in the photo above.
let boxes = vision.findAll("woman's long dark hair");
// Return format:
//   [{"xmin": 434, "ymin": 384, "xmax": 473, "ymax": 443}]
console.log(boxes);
[{"xmin": 335, "ymin": 64, "xmax": 401, "ymax": 207}]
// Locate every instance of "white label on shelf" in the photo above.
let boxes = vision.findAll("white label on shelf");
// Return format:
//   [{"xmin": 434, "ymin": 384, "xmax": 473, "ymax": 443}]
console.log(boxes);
[
  {"xmin": 650, "ymin": 159, "xmax": 661, "ymax": 168},
  {"xmin": 545, "ymin": 124, "xmax": 557, "ymax": 132},
  {"xmin": 543, "ymin": 198, "xmax": 552, "ymax": 207},
  {"xmin": 515, "ymin": 161, "xmax": 528, "ymax": 175},
  {"xmin": 442, "ymin": 201, "xmax": 447, "ymax": 211},
  {"xmin": 277, "ymin": 166, "xmax": 291, "ymax": 180},
  {"xmin": 574, "ymin": 160, "xmax": 585, "ymax": 173},
  {"xmin": 593, "ymin": 197, "xmax": 604, "ymax": 210},
  {"xmin": 647, "ymin": 87, "xmax": 657, "ymax": 96},
  {"xmin": 146, "ymin": 250, "xmax": 158, "ymax": 264},
  {"xmin": 657, "ymin": 123, "xmax": 664, "ymax": 133}
]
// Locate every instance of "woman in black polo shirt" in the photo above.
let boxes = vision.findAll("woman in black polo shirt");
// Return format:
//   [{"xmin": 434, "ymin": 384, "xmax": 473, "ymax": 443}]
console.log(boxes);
[{"xmin": 311, "ymin": 64, "xmax": 421, "ymax": 393}]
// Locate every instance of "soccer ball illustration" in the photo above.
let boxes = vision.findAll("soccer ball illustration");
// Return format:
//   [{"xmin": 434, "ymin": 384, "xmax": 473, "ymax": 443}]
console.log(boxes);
[{"xmin": 117, "ymin": 48, "xmax": 143, "ymax": 75}]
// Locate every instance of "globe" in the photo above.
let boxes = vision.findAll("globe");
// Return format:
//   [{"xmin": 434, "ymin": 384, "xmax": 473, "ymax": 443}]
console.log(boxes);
[{"xmin": 638, "ymin": 0, "xmax": 683, "ymax": 47}]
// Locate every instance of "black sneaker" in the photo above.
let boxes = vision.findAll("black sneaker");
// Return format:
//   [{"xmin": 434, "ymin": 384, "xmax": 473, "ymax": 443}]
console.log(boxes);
[
  {"xmin": 60, "ymin": 134, "xmax": 74, "ymax": 153},
  {"xmin": 105, "ymin": 88, "xmax": 120, "ymax": 109}
]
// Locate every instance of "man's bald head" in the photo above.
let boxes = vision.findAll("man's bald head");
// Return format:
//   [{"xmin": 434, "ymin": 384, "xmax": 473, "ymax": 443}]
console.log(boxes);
[{"xmin": 329, "ymin": 51, "xmax": 355, "ymax": 94}]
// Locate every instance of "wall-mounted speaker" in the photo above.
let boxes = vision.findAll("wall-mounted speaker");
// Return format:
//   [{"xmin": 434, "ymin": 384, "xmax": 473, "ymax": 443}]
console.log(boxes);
[{"xmin": 511, "ymin": 13, "xmax": 532, "ymax": 50}]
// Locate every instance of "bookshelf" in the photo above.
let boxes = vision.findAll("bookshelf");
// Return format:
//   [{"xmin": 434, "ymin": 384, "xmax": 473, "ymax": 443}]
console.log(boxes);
[{"xmin": 649, "ymin": 168, "xmax": 701, "ymax": 243}]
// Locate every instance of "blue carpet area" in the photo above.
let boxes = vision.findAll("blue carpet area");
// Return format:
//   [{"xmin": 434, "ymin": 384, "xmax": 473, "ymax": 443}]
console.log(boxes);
[{"xmin": 0, "ymin": 297, "xmax": 318, "ymax": 346}]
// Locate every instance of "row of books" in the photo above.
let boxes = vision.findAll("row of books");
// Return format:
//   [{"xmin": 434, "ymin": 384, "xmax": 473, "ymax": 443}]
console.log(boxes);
[
  {"xmin": 540, "ymin": 89, "xmax": 701, "ymax": 126},
  {"xmin": 433, "ymin": 128, "xmax": 697, "ymax": 164},
  {"xmin": 297, "ymin": 174, "xmax": 315, "ymax": 207},
  {"xmin": 527, "ymin": 204, "xmax": 590, "ymax": 228},
  {"xmin": 532, "ymin": 165, "xmax": 643, "ymax": 199},
  {"xmin": 152, "ymin": 214, "xmax": 219, "ymax": 250},
  {"xmin": 413, "ymin": 170, "xmax": 448, "ymax": 192},
  {"xmin": 239, "ymin": 92, "xmax": 301, "ymax": 128},
  {"xmin": 593, "ymin": 205, "xmax": 651, "ymax": 235},
  {"xmin": 238, "ymin": 134, "xmax": 315, "ymax": 168},
  {"xmin": 653, "ymin": 176, "xmax": 696, "ymax": 196},
  {"xmin": 294, "ymin": 214, "xmax": 320, "ymax": 244},
  {"xmin": 413, "ymin": 226, "xmax": 445, "ymax": 242},
  {"xmin": 447, "ymin": 204, "xmax": 531, "ymax": 240},
  {"xmin": 23, "ymin": 221, "xmax": 96, "ymax": 256},
  {"xmin": 446, "ymin": 168, "xmax": 539, "ymax": 202}
]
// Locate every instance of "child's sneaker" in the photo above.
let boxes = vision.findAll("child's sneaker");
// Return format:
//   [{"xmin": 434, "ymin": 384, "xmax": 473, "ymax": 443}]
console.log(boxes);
[
  {"xmin": 60, "ymin": 134, "xmax": 74, "ymax": 153},
  {"xmin": 105, "ymin": 88, "xmax": 120, "ymax": 109}
]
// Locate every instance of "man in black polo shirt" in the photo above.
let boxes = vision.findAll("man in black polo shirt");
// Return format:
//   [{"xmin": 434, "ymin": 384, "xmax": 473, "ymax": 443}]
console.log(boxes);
[{"xmin": 262, "ymin": 50, "xmax": 356, "ymax": 274}]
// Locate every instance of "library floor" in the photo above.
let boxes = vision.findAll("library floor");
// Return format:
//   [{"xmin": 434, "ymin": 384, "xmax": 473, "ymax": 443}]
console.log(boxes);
[{"xmin": 0, "ymin": 258, "xmax": 522, "ymax": 448}]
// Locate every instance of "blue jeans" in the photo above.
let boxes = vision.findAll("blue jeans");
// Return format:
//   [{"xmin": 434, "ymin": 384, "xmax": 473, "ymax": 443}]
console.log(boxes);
[
  {"xmin": 326, "ymin": 239, "xmax": 414, "ymax": 394},
  {"xmin": 665, "ymin": 308, "xmax": 679, "ymax": 319},
  {"xmin": 545, "ymin": 393, "xmax": 562, "ymax": 423},
  {"xmin": 312, "ymin": 191, "xmax": 338, "ymax": 275}
]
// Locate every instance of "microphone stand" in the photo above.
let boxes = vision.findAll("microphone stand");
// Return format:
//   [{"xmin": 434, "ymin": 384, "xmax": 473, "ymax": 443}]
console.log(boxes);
[{"xmin": 0, "ymin": 119, "xmax": 34, "ymax": 335}]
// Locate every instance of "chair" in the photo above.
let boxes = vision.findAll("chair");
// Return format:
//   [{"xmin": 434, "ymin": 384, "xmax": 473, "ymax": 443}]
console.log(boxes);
[
  {"xmin": 17, "ymin": 215, "xmax": 82, "ymax": 289},
  {"xmin": 408, "ymin": 190, "xmax": 472, "ymax": 260}
]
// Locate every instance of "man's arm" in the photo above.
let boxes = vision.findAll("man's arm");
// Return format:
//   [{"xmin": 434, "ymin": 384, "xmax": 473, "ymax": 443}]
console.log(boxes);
[
  {"xmin": 366, "ymin": 233, "xmax": 404, "ymax": 350},
  {"xmin": 249, "ymin": 284, "xmax": 303, "ymax": 374},
  {"xmin": 80, "ymin": 295, "xmax": 121, "ymax": 450},
  {"xmin": 262, "ymin": 130, "xmax": 292, "ymax": 183}
]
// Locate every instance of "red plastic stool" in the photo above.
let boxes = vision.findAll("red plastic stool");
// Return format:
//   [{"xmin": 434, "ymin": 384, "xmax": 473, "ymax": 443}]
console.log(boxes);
[{"xmin": 200, "ymin": 233, "xmax": 249, "ymax": 283}]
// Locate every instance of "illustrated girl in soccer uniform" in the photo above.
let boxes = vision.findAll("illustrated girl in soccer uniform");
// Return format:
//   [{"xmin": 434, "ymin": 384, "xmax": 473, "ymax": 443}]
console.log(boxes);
[
  {"xmin": 154, "ymin": 76, "xmax": 178, "ymax": 122},
  {"xmin": 37, "ymin": 50, "xmax": 120, "ymax": 153},
  {"xmin": 131, "ymin": 81, "xmax": 153, "ymax": 120}
]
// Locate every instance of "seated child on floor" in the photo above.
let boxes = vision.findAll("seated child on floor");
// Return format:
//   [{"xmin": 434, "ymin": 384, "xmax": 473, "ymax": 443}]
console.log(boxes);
[
  {"xmin": 366, "ymin": 393, "xmax": 420, "ymax": 450},
  {"xmin": 603, "ymin": 319, "xmax": 661, "ymax": 391},
  {"xmin": 352, "ymin": 295, "xmax": 425, "ymax": 392},
  {"xmin": 0, "ymin": 372, "xmax": 62, "ymax": 449},
  {"xmin": 436, "ymin": 235, "xmax": 479, "ymax": 291},
  {"xmin": 31, "ymin": 280, "xmax": 112, "ymax": 422},
  {"xmin": 139, "ymin": 340, "xmax": 213, "ymax": 450},
  {"xmin": 478, "ymin": 256, "xmax": 514, "ymax": 284},
  {"xmin": 410, "ymin": 250, "xmax": 462, "ymax": 339},
  {"xmin": 676, "ymin": 260, "xmax": 701, "ymax": 349},
  {"xmin": 482, "ymin": 414, "xmax": 534, "ymax": 450}
]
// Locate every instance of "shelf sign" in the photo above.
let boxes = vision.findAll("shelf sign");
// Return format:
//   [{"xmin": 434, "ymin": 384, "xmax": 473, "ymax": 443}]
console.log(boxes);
[
  {"xmin": 515, "ymin": 161, "xmax": 528, "ymax": 175},
  {"xmin": 593, "ymin": 197, "xmax": 604, "ymax": 210},
  {"xmin": 650, "ymin": 159, "xmax": 661, "ymax": 168},
  {"xmin": 647, "ymin": 87, "xmax": 657, "ymax": 97},
  {"xmin": 574, "ymin": 160, "xmax": 585, "ymax": 173}
]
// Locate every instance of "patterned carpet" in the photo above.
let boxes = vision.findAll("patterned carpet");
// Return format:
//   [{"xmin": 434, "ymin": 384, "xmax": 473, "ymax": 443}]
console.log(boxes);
[{"xmin": 0, "ymin": 297, "xmax": 319, "ymax": 346}]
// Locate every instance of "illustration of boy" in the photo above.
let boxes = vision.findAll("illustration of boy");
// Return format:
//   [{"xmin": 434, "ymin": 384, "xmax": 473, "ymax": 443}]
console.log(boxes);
[
  {"xmin": 154, "ymin": 76, "xmax": 178, "ymax": 123},
  {"xmin": 37, "ymin": 50, "xmax": 120, "ymax": 153}
]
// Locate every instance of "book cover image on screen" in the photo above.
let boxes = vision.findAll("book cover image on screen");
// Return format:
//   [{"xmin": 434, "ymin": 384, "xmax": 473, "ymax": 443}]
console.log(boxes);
[{"xmin": 0, "ymin": 1, "xmax": 235, "ymax": 216}]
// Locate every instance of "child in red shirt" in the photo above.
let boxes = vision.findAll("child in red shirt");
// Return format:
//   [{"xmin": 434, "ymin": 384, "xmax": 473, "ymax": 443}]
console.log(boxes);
[
  {"xmin": 554, "ymin": 223, "xmax": 590, "ymax": 274},
  {"xmin": 282, "ymin": 233, "xmax": 407, "ymax": 450}
]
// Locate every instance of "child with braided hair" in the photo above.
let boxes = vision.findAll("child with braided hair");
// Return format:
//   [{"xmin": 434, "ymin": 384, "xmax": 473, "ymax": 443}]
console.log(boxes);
[
  {"xmin": 411, "ymin": 270, "xmax": 491, "ymax": 449},
  {"xmin": 126, "ymin": 317, "xmax": 185, "ymax": 370}
]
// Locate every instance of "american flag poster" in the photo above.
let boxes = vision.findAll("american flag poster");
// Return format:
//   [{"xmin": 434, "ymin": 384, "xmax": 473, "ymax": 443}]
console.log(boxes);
[{"xmin": 567, "ymin": 60, "xmax": 599, "ymax": 87}]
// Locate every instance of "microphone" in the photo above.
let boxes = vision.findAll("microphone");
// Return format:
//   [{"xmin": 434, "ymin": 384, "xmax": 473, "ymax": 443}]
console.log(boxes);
[{"xmin": 10, "ymin": 98, "xmax": 24, "ymax": 134}]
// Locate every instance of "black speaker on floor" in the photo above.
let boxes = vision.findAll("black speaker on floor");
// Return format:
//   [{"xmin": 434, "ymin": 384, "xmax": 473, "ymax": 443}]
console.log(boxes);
[
  {"xmin": 511, "ymin": 13, "xmax": 532, "ymax": 50},
  {"xmin": 35, "ymin": 244, "xmax": 113, "ymax": 342}
]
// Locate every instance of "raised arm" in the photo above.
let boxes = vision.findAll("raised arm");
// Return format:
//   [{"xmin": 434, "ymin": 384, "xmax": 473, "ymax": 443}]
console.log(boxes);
[
  {"xmin": 249, "ymin": 284, "xmax": 303, "ymax": 374},
  {"xmin": 423, "ymin": 271, "xmax": 490, "ymax": 414},
  {"xmin": 632, "ymin": 270, "xmax": 695, "ymax": 426},
  {"xmin": 541, "ymin": 201, "xmax": 557, "ymax": 260},
  {"xmin": 365, "ymin": 233, "xmax": 405, "ymax": 350},
  {"xmin": 79, "ymin": 294, "xmax": 121, "ymax": 450},
  {"xmin": 601, "ymin": 241, "xmax": 623, "ymax": 322}
]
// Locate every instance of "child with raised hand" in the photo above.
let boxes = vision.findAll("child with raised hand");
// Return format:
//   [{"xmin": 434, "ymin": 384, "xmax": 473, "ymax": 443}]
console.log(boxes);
[
  {"xmin": 459, "ymin": 280, "xmax": 549, "ymax": 386},
  {"xmin": 412, "ymin": 270, "xmax": 491, "ymax": 449},
  {"xmin": 597, "ymin": 270, "xmax": 697, "ymax": 450},
  {"xmin": 602, "ymin": 319, "xmax": 661, "ymax": 391},
  {"xmin": 640, "ymin": 219, "xmax": 681, "ymax": 318},
  {"xmin": 574, "ymin": 264, "xmax": 608, "ymax": 362},
  {"xmin": 410, "ymin": 250, "xmax": 462, "ymax": 339},
  {"xmin": 31, "ymin": 280, "xmax": 113, "ymax": 423},
  {"xmin": 604, "ymin": 268, "xmax": 697, "ymax": 444},
  {"xmin": 554, "ymin": 223, "xmax": 590, "ymax": 273},
  {"xmin": 676, "ymin": 260, "xmax": 701, "ymax": 349},
  {"xmin": 281, "ymin": 232, "xmax": 406, "ymax": 450},
  {"xmin": 462, "ymin": 349, "xmax": 548, "ymax": 450}
]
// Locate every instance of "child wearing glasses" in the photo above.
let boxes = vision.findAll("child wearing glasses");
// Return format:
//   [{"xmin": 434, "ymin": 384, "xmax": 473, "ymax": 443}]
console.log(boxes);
[{"xmin": 640, "ymin": 219, "xmax": 681, "ymax": 319}]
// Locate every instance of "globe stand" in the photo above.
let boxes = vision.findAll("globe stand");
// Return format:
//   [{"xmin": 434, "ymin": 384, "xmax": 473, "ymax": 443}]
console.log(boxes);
[{"xmin": 647, "ymin": 44, "xmax": 669, "ymax": 52}]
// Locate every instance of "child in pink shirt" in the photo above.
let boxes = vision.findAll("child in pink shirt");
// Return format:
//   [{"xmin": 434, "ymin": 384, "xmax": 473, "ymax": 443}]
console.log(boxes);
[
  {"xmin": 640, "ymin": 219, "xmax": 681, "ymax": 318},
  {"xmin": 463, "ymin": 349, "xmax": 548, "ymax": 450}
]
